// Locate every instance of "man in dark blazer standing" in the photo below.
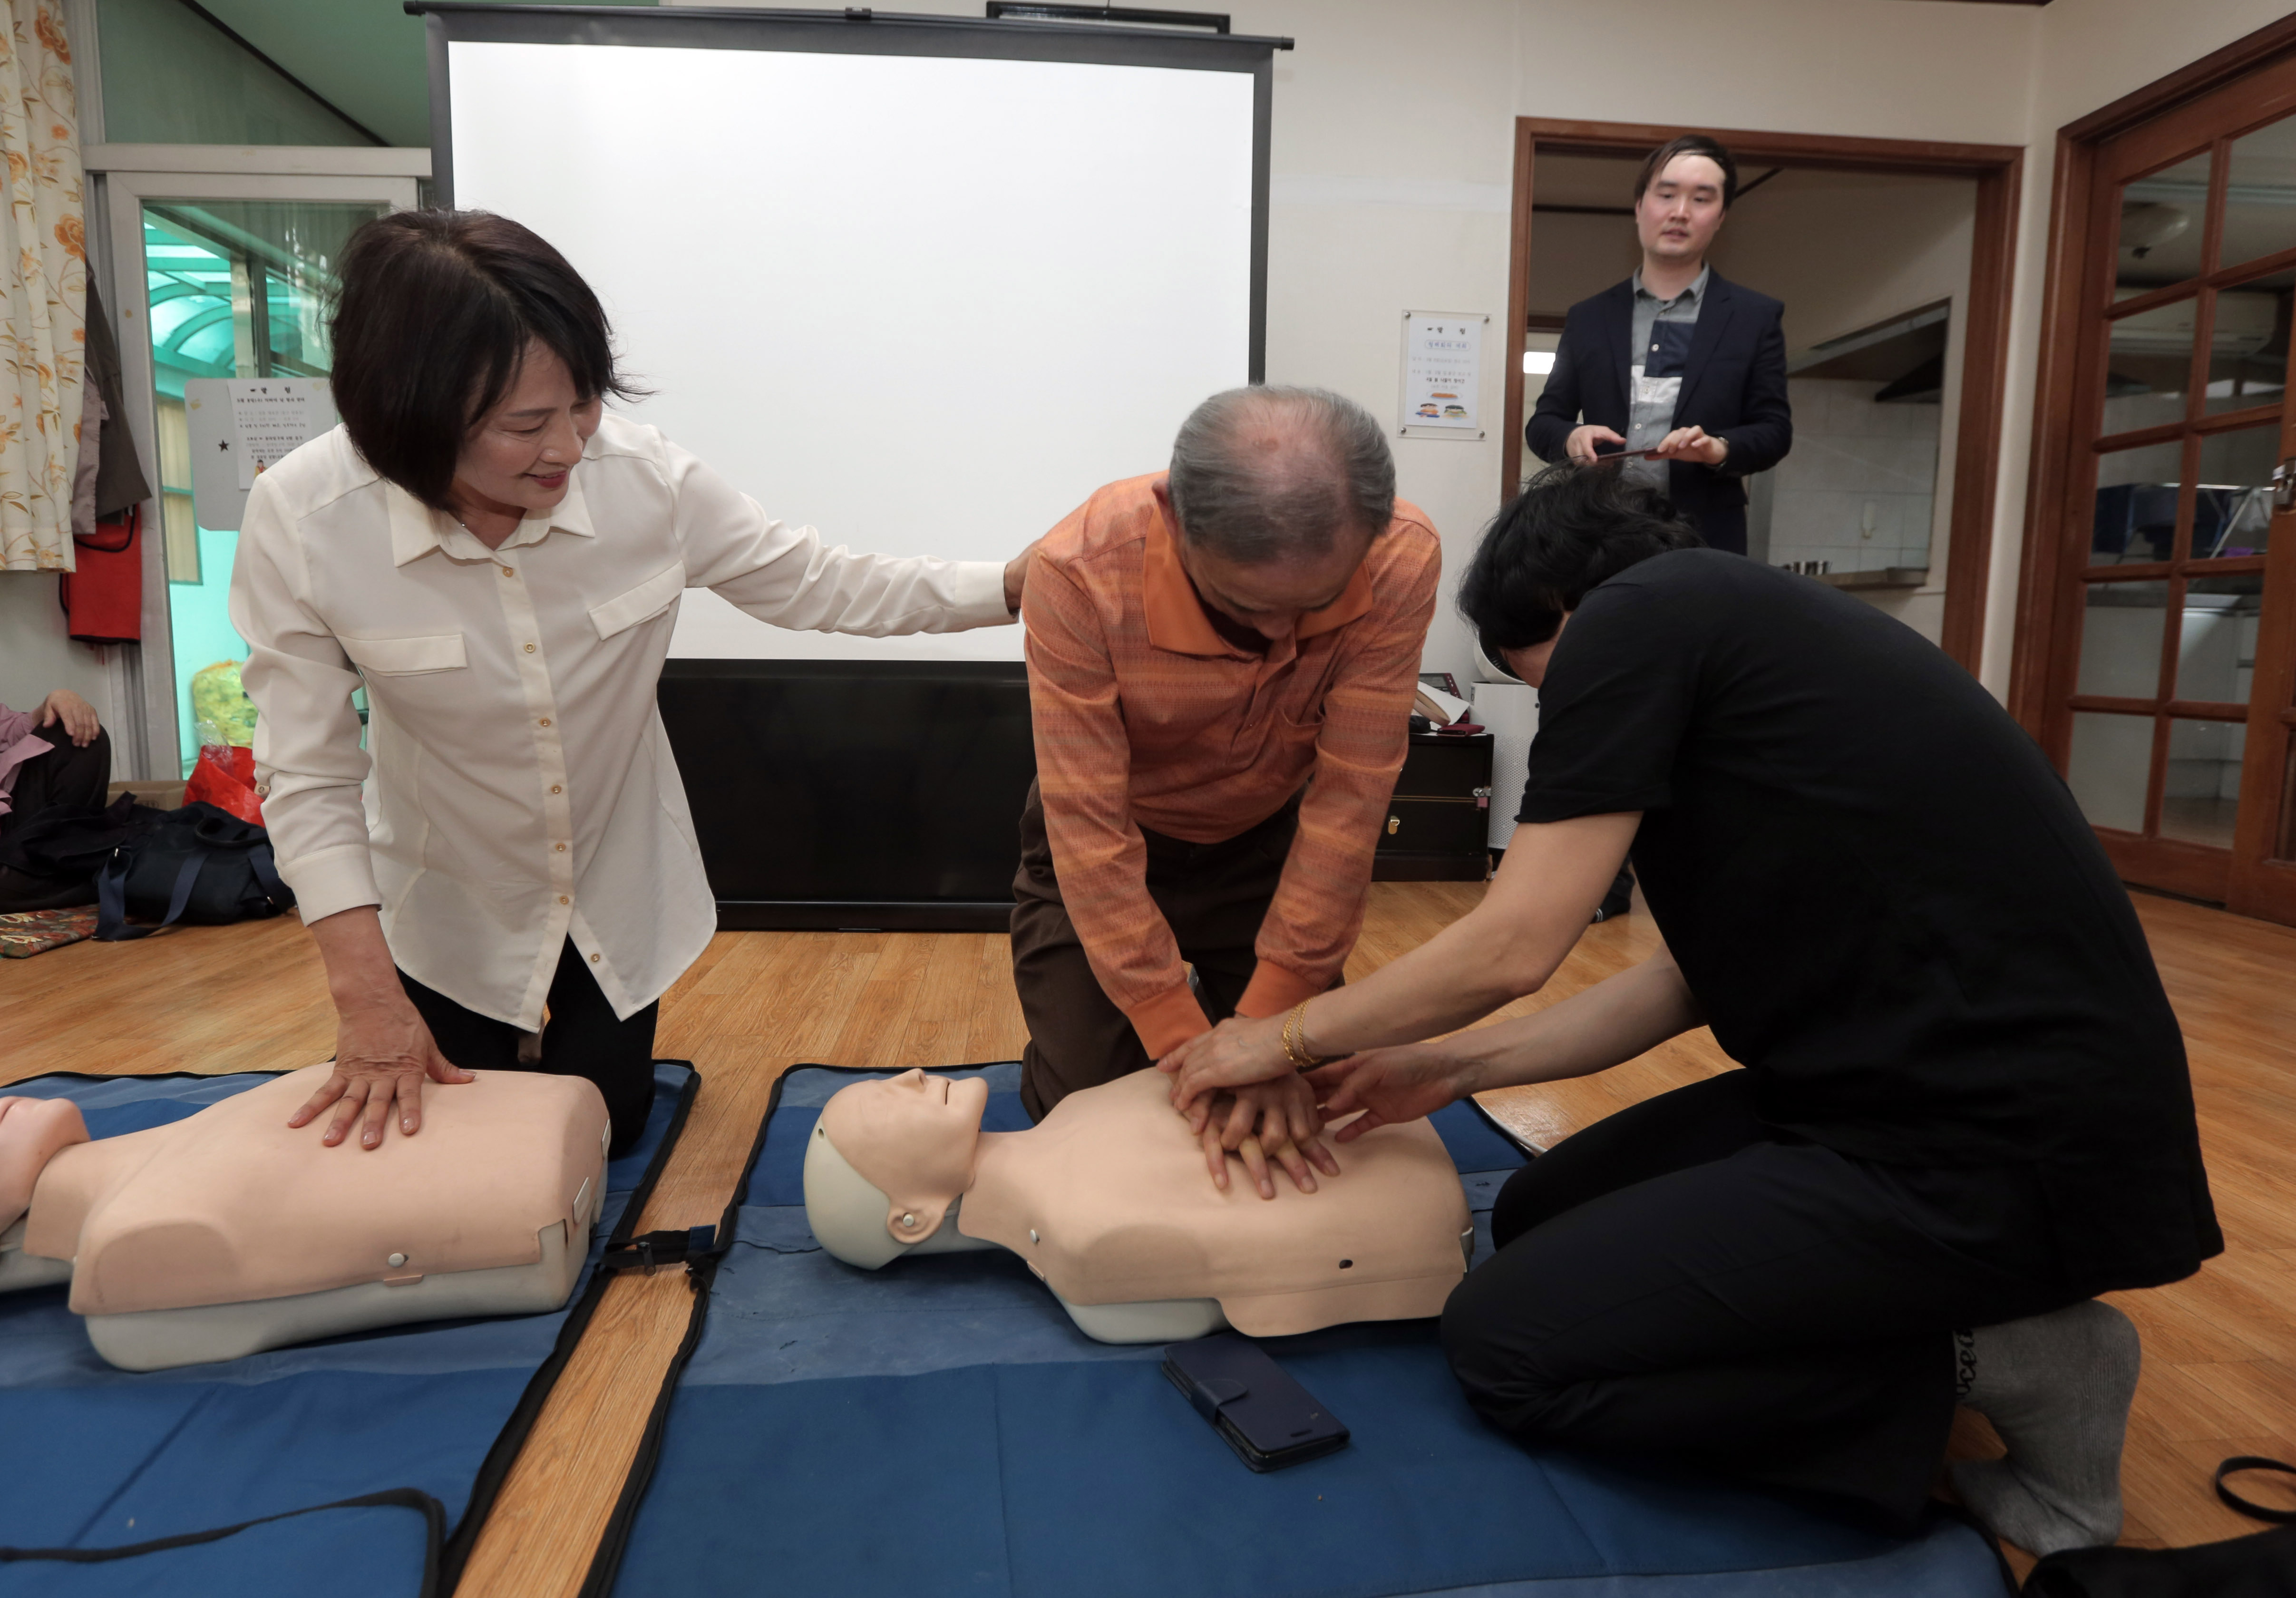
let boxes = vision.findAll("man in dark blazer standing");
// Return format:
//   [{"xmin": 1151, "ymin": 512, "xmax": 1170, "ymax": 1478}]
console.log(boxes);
[{"xmin": 1526, "ymin": 134, "xmax": 1791, "ymax": 556}]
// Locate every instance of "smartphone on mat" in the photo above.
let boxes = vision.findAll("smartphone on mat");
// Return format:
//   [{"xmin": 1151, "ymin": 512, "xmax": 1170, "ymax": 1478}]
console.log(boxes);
[{"xmin": 1162, "ymin": 1333, "xmax": 1349, "ymax": 1472}]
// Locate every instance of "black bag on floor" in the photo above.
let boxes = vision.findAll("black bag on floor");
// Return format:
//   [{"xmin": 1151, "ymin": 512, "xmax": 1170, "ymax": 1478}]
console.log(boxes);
[
  {"xmin": 2025, "ymin": 1458, "xmax": 2296, "ymax": 1595},
  {"xmin": 91, "ymin": 800, "xmax": 294, "ymax": 940},
  {"xmin": 2024, "ymin": 1525, "xmax": 2296, "ymax": 1596}
]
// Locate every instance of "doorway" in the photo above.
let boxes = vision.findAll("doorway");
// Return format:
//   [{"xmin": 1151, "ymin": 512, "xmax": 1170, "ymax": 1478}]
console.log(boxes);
[
  {"xmin": 2013, "ymin": 20, "xmax": 2296, "ymax": 923},
  {"xmin": 1501, "ymin": 121, "xmax": 2023, "ymax": 673},
  {"xmin": 94, "ymin": 161, "xmax": 417, "ymax": 781}
]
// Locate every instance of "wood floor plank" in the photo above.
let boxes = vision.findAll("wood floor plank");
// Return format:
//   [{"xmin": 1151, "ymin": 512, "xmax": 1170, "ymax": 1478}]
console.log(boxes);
[{"xmin": 8, "ymin": 880, "xmax": 2293, "ymax": 1587}]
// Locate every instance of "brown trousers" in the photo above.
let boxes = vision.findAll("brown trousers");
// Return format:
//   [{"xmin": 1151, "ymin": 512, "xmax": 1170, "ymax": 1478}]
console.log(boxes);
[{"xmin": 1011, "ymin": 780, "xmax": 1315, "ymax": 1121}]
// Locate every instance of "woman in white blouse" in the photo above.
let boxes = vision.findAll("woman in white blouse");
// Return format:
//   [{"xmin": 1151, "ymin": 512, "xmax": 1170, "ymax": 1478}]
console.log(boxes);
[{"xmin": 230, "ymin": 211, "xmax": 1028, "ymax": 1156}]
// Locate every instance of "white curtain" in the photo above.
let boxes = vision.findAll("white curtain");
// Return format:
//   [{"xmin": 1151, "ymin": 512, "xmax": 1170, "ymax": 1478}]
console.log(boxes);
[{"xmin": 0, "ymin": 1, "xmax": 85, "ymax": 572}]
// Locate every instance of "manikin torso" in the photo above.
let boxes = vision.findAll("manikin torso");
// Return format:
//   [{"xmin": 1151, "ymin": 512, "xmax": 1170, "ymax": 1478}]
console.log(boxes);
[
  {"xmin": 804, "ymin": 1068, "xmax": 1471, "ymax": 1343},
  {"xmin": 0, "ymin": 1066, "xmax": 608, "ymax": 1370}
]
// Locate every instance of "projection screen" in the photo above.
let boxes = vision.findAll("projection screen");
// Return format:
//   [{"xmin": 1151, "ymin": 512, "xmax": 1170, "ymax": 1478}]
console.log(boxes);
[{"xmin": 420, "ymin": 6, "xmax": 1281, "ymax": 663}]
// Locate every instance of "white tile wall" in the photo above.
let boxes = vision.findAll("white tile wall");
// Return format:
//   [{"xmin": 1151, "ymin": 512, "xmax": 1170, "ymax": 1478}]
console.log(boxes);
[{"xmin": 1761, "ymin": 378, "xmax": 1943, "ymax": 574}]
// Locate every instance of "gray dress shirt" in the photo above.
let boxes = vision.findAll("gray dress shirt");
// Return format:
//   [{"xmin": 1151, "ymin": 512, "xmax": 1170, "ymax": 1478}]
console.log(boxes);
[{"xmin": 1624, "ymin": 266, "xmax": 1709, "ymax": 489}]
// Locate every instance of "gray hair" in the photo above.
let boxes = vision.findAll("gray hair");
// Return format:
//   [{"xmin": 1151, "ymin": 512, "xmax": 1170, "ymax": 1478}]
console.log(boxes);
[{"xmin": 1166, "ymin": 386, "xmax": 1395, "ymax": 562}]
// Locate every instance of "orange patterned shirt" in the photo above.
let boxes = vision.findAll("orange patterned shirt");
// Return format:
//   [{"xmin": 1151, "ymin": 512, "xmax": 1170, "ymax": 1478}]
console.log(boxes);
[{"xmin": 1024, "ymin": 473, "xmax": 1441, "ymax": 1058}]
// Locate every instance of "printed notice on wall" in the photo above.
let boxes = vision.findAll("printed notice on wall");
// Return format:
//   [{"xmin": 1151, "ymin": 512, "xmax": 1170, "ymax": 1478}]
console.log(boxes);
[
  {"xmin": 230, "ymin": 380, "xmax": 324, "ymax": 487},
  {"xmin": 1399, "ymin": 312, "xmax": 1486, "ymax": 439},
  {"xmin": 185, "ymin": 377, "xmax": 338, "ymax": 532}
]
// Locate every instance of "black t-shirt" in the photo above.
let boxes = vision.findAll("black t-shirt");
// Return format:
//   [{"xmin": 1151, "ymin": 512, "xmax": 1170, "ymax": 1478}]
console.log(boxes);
[{"xmin": 1519, "ymin": 549, "xmax": 2219, "ymax": 1289}]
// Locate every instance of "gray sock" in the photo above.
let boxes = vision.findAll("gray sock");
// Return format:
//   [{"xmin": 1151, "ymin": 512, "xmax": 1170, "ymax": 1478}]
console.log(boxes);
[{"xmin": 1948, "ymin": 1300, "xmax": 2140, "ymax": 1556}]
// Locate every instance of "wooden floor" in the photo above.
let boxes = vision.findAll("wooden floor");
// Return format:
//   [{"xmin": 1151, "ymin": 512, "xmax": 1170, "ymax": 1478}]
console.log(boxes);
[{"xmin": 6, "ymin": 882, "xmax": 2295, "ymax": 1591}]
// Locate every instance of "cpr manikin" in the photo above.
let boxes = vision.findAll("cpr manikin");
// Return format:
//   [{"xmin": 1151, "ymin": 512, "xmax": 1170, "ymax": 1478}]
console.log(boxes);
[
  {"xmin": 804, "ymin": 1068, "xmax": 1473, "ymax": 1343},
  {"xmin": 0, "ymin": 1066, "xmax": 608, "ymax": 1371}
]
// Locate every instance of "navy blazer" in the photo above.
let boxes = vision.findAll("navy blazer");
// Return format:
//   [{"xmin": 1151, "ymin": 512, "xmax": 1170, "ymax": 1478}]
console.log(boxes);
[{"xmin": 1525, "ymin": 272, "xmax": 1791, "ymax": 555}]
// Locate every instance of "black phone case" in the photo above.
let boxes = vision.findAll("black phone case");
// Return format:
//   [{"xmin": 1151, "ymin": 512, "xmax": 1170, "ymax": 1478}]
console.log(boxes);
[{"xmin": 1162, "ymin": 1334, "xmax": 1350, "ymax": 1472}]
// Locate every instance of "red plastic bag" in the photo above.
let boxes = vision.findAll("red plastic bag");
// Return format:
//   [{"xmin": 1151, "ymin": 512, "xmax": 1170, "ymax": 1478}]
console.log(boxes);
[{"xmin": 184, "ymin": 743, "xmax": 264, "ymax": 825}]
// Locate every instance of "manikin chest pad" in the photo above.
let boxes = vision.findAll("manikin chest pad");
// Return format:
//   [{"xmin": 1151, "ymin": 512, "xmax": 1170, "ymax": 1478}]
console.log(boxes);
[
  {"xmin": 22, "ymin": 1065, "xmax": 608, "ymax": 1317},
  {"xmin": 819, "ymin": 1068, "xmax": 1471, "ymax": 1337}
]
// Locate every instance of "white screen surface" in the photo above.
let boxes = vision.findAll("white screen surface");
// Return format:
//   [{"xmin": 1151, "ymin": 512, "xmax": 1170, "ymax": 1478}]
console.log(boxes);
[{"xmin": 447, "ymin": 39, "xmax": 1256, "ymax": 659}]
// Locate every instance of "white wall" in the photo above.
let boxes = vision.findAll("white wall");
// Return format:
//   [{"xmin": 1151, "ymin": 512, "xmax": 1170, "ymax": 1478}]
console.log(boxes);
[
  {"xmin": 0, "ymin": 575, "xmax": 118, "ymax": 727},
  {"xmin": 1714, "ymin": 170, "xmax": 1976, "ymax": 640}
]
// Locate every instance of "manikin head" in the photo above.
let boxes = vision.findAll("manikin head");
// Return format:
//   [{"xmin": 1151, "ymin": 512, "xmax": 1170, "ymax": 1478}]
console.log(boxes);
[
  {"xmin": 1153, "ymin": 386, "xmax": 1394, "ymax": 642},
  {"xmin": 808, "ymin": 1070, "xmax": 991, "ymax": 1267}
]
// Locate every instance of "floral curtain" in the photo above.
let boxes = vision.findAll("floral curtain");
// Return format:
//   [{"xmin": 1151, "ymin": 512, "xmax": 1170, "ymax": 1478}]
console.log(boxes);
[{"xmin": 0, "ymin": 1, "xmax": 84, "ymax": 572}]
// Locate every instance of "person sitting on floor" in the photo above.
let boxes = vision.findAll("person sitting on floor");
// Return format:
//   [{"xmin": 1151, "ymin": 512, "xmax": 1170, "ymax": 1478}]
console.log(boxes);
[
  {"xmin": 1159, "ymin": 466, "xmax": 2221, "ymax": 1556},
  {"xmin": 0, "ymin": 690, "xmax": 110, "ymax": 914}
]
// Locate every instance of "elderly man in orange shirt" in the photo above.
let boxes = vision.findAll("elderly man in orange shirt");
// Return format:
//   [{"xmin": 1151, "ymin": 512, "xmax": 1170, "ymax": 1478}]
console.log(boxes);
[{"xmin": 1014, "ymin": 386, "xmax": 1441, "ymax": 1195}]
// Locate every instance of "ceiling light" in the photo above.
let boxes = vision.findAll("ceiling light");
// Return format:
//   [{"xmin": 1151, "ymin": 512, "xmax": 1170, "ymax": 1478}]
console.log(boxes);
[{"xmin": 1522, "ymin": 351, "xmax": 1556, "ymax": 375}]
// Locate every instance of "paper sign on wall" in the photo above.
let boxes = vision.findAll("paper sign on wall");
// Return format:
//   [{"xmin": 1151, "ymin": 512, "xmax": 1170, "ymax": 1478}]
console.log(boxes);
[
  {"xmin": 185, "ymin": 378, "xmax": 338, "ymax": 532},
  {"xmin": 1399, "ymin": 312, "xmax": 1487, "ymax": 440},
  {"xmin": 229, "ymin": 382, "xmax": 324, "ymax": 487}
]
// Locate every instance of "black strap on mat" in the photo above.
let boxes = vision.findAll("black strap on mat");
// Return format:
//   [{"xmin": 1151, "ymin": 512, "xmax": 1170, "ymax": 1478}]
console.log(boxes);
[
  {"xmin": 2216, "ymin": 1455, "xmax": 2296, "ymax": 1523},
  {"xmin": 575, "ymin": 1060, "xmax": 790, "ymax": 1598},
  {"xmin": 0, "ymin": 1487, "xmax": 446, "ymax": 1593},
  {"xmin": 602, "ymin": 1224, "xmax": 726, "ymax": 1277},
  {"xmin": 0, "ymin": 1062, "xmax": 699, "ymax": 1598},
  {"xmin": 436, "ymin": 1062, "xmax": 702, "ymax": 1595}
]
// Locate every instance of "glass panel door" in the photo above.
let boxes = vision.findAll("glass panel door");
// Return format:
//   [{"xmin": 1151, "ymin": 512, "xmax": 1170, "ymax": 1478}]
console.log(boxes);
[
  {"xmin": 2048, "ymin": 62, "xmax": 2296, "ymax": 916},
  {"xmin": 141, "ymin": 199, "xmax": 384, "ymax": 775}
]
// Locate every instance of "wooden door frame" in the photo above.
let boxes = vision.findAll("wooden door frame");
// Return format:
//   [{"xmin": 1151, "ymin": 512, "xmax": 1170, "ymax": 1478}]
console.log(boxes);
[
  {"xmin": 1501, "ymin": 119, "xmax": 2024, "ymax": 674},
  {"xmin": 2008, "ymin": 12, "xmax": 2296, "ymax": 918}
]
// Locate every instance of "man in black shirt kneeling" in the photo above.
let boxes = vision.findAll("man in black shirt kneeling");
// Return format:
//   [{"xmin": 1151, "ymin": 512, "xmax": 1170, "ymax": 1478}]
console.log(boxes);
[{"xmin": 1158, "ymin": 466, "xmax": 2220, "ymax": 1554}]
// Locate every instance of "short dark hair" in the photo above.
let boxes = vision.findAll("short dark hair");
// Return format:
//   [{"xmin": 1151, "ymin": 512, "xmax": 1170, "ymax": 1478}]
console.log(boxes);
[
  {"xmin": 329, "ymin": 210, "xmax": 640, "ymax": 510},
  {"xmin": 1167, "ymin": 386, "xmax": 1395, "ymax": 562},
  {"xmin": 1633, "ymin": 134, "xmax": 1739, "ymax": 210},
  {"xmin": 1459, "ymin": 466, "xmax": 1702, "ymax": 658}
]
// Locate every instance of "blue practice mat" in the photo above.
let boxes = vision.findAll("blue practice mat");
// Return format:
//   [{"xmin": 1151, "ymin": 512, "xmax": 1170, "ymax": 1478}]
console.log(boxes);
[
  {"xmin": 0, "ymin": 1062, "xmax": 697, "ymax": 1598},
  {"xmin": 591, "ymin": 1063, "xmax": 2010, "ymax": 1598}
]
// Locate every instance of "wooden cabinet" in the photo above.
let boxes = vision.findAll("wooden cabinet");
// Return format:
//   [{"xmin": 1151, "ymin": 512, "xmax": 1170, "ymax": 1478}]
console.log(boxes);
[{"xmin": 1372, "ymin": 732, "xmax": 1493, "ymax": 882}]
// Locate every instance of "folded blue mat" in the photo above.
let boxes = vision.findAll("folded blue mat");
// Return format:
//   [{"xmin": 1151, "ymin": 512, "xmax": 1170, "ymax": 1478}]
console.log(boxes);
[
  {"xmin": 592, "ymin": 1063, "xmax": 2010, "ymax": 1598},
  {"xmin": 0, "ymin": 1062, "xmax": 697, "ymax": 1598}
]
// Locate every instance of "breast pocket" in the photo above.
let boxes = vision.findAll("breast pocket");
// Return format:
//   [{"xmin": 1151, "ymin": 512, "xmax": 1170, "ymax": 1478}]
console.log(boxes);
[
  {"xmin": 339, "ymin": 632, "xmax": 467, "ymax": 676},
  {"xmin": 589, "ymin": 562, "xmax": 687, "ymax": 640}
]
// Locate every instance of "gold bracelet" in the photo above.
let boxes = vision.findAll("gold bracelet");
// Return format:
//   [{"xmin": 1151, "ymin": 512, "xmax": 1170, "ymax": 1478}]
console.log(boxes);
[{"xmin": 1281, "ymin": 1000, "xmax": 1331, "ymax": 1071}]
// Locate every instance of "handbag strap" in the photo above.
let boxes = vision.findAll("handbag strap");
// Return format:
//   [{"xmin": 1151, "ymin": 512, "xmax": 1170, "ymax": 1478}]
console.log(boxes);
[
  {"xmin": 246, "ymin": 841, "xmax": 292, "ymax": 910},
  {"xmin": 2215, "ymin": 1455, "xmax": 2296, "ymax": 1523},
  {"xmin": 94, "ymin": 846, "xmax": 209, "ymax": 943}
]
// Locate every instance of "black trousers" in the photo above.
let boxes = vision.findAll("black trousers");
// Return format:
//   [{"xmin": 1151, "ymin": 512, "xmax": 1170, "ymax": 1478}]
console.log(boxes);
[
  {"xmin": 398, "ymin": 938, "xmax": 657, "ymax": 1157},
  {"xmin": 1441, "ymin": 1071, "xmax": 2078, "ymax": 1528},
  {"xmin": 0, "ymin": 727, "xmax": 111, "ymax": 912},
  {"xmin": 1011, "ymin": 780, "xmax": 1314, "ymax": 1122}
]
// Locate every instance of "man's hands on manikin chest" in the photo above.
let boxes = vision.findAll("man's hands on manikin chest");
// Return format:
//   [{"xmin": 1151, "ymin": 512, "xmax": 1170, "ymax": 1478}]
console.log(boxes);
[{"xmin": 1180, "ymin": 1073, "xmax": 1340, "ymax": 1201}]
